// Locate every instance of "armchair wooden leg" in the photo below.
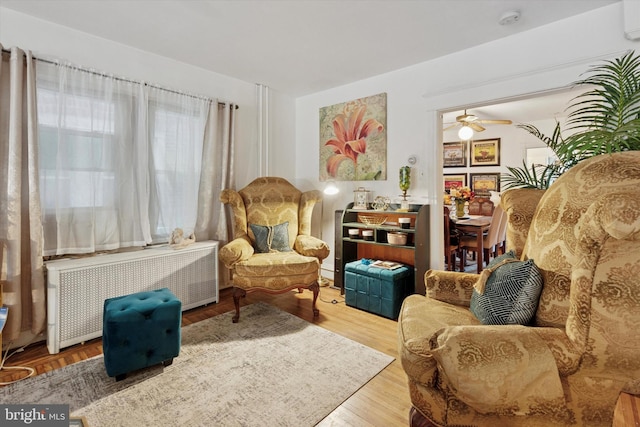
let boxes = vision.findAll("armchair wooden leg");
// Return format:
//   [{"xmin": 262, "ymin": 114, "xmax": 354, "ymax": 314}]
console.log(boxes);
[
  {"xmin": 409, "ymin": 407, "xmax": 438, "ymax": 427},
  {"xmin": 232, "ymin": 287, "xmax": 247, "ymax": 323},
  {"xmin": 309, "ymin": 282, "xmax": 320, "ymax": 317}
]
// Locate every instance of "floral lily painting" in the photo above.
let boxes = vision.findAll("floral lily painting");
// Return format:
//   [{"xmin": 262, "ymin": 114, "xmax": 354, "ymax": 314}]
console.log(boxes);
[{"xmin": 319, "ymin": 93, "xmax": 387, "ymax": 181}]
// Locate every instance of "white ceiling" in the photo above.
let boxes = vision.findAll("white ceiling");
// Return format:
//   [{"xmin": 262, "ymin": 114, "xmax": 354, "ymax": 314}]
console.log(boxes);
[
  {"xmin": 441, "ymin": 85, "xmax": 587, "ymax": 129},
  {"xmin": 1, "ymin": 0, "xmax": 617, "ymax": 98}
]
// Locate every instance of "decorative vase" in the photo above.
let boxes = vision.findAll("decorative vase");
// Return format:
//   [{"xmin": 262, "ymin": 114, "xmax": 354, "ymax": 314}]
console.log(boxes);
[
  {"xmin": 398, "ymin": 166, "xmax": 411, "ymax": 211},
  {"xmin": 399, "ymin": 166, "xmax": 411, "ymax": 195},
  {"xmin": 455, "ymin": 199, "xmax": 466, "ymax": 218}
]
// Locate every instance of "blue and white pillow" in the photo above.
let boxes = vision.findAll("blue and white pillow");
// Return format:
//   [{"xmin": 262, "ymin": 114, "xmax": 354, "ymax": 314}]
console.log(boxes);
[
  {"xmin": 470, "ymin": 255, "xmax": 543, "ymax": 325},
  {"xmin": 486, "ymin": 249, "xmax": 517, "ymax": 268}
]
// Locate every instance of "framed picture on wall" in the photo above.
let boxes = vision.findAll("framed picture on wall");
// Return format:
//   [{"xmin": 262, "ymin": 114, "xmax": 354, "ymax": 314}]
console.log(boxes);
[
  {"xmin": 444, "ymin": 174, "xmax": 467, "ymax": 193},
  {"xmin": 443, "ymin": 141, "xmax": 467, "ymax": 167},
  {"xmin": 319, "ymin": 93, "xmax": 387, "ymax": 181},
  {"xmin": 470, "ymin": 173, "xmax": 501, "ymax": 197},
  {"xmin": 470, "ymin": 138, "xmax": 500, "ymax": 166}
]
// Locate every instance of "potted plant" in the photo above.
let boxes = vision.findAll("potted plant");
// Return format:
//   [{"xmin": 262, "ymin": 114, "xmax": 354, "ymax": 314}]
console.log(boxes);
[{"xmin": 502, "ymin": 50, "xmax": 640, "ymax": 190}]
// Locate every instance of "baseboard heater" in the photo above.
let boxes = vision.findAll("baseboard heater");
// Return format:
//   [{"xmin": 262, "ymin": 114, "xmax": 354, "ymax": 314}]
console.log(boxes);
[{"xmin": 46, "ymin": 240, "xmax": 219, "ymax": 354}]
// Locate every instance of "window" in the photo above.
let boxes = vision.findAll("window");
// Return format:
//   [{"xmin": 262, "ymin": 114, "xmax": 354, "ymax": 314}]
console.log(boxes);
[
  {"xmin": 38, "ymin": 87, "xmax": 118, "ymax": 210},
  {"xmin": 147, "ymin": 97, "xmax": 207, "ymax": 241},
  {"xmin": 36, "ymin": 62, "xmax": 209, "ymax": 255}
]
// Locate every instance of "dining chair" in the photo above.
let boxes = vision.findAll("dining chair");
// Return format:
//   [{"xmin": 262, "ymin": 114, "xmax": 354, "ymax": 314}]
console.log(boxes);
[
  {"xmin": 458, "ymin": 198, "xmax": 493, "ymax": 247},
  {"xmin": 480, "ymin": 198, "xmax": 495, "ymax": 216},
  {"xmin": 458, "ymin": 205, "xmax": 506, "ymax": 271},
  {"xmin": 467, "ymin": 197, "xmax": 494, "ymax": 216},
  {"xmin": 497, "ymin": 204, "xmax": 508, "ymax": 254},
  {"xmin": 443, "ymin": 206, "xmax": 460, "ymax": 271}
]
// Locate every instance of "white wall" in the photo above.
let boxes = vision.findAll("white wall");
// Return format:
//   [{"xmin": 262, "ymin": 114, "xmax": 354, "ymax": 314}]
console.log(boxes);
[
  {"xmin": 268, "ymin": 88, "xmax": 297, "ymax": 181},
  {"xmin": 294, "ymin": 2, "xmax": 638, "ymax": 276},
  {"xmin": 0, "ymin": 6, "xmax": 297, "ymax": 190}
]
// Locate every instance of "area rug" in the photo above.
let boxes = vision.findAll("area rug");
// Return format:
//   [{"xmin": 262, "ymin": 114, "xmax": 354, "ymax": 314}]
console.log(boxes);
[{"xmin": 0, "ymin": 302, "xmax": 394, "ymax": 426}]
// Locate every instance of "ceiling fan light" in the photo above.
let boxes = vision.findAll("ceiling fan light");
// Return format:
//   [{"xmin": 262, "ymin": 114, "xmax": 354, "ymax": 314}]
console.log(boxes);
[{"xmin": 458, "ymin": 125, "xmax": 474, "ymax": 140}]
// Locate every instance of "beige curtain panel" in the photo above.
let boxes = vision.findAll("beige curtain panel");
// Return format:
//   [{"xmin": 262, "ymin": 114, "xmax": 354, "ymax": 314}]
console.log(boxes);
[
  {"xmin": 0, "ymin": 45, "xmax": 46, "ymax": 343},
  {"xmin": 195, "ymin": 102, "xmax": 236, "ymax": 243},
  {"xmin": 0, "ymin": 44, "xmax": 237, "ymax": 347}
]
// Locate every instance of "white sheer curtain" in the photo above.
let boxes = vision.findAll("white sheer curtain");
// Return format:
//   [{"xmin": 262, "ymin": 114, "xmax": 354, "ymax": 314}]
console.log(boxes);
[
  {"xmin": 37, "ymin": 62, "xmax": 148, "ymax": 254},
  {"xmin": 36, "ymin": 61, "xmax": 215, "ymax": 255},
  {"xmin": 0, "ymin": 45, "xmax": 46, "ymax": 343},
  {"xmin": 148, "ymin": 87, "xmax": 209, "ymax": 242}
]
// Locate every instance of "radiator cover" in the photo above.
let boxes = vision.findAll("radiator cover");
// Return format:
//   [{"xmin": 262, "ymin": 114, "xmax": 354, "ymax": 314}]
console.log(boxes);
[{"xmin": 46, "ymin": 241, "xmax": 218, "ymax": 354}]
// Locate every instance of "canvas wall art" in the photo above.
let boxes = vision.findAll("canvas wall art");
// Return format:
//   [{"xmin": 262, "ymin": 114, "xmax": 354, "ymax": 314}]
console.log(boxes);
[{"xmin": 319, "ymin": 93, "xmax": 387, "ymax": 181}]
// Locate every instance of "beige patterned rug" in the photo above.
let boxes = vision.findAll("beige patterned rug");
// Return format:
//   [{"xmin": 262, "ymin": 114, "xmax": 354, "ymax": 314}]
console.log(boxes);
[{"xmin": 0, "ymin": 303, "xmax": 393, "ymax": 426}]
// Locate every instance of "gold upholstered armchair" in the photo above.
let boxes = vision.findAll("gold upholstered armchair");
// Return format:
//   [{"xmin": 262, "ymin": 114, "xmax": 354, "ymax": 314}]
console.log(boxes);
[
  {"xmin": 219, "ymin": 177, "xmax": 330, "ymax": 323},
  {"xmin": 398, "ymin": 152, "xmax": 640, "ymax": 427}
]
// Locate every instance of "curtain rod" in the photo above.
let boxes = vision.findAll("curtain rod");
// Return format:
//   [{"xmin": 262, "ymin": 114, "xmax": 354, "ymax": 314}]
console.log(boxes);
[{"xmin": 1, "ymin": 48, "xmax": 238, "ymax": 109}]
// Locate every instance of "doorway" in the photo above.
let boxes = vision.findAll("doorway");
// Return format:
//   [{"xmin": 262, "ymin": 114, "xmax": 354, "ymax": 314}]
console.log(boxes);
[{"xmin": 435, "ymin": 86, "xmax": 584, "ymax": 271}]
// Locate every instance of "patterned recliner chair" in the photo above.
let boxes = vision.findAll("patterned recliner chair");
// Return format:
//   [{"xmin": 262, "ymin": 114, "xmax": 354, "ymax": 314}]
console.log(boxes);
[
  {"xmin": 398, "ymin": 151, "xmax": 640, "ymax": 426},
  {"xmin": 220, "ymin": 177, "xmax": 330, "ymax": 322}
]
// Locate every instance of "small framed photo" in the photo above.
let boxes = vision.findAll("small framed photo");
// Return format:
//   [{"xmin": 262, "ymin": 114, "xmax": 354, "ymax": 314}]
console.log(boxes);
[
  {"xmin": 470, "ymin": 173, "xmax": 501, "ymax": 197},
  {"xmin": 443, "ymin": 141, "xmax": 467, "ymax": 168},
  {"xmin": 470, "ymin": 138, "xmax": 500, "ymax": 166},
  {"xmin": 444, "ymin": 174, "xmax": 467, "ymax": 193}
]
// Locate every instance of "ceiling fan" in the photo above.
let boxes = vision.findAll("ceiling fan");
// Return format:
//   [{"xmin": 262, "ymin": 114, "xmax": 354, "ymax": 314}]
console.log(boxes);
[{"xmin": 443, "ymin": 110, "xmax": 513, "ymax": 135}]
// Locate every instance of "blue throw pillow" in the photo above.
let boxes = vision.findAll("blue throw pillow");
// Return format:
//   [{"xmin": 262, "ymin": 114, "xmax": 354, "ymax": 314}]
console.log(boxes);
[
  {"xmin": 470, "ymin": 257, "xmax": 543, "ymax": 325},
  {"xmin": 249, "ymin": 222, "xmax": 292, "ymax": 253}
]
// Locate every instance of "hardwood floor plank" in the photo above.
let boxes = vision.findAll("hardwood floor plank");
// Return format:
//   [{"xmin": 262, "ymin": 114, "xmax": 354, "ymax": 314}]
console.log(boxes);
[
  {"xmin": 0, "ymin": 286, "xmax": 411, "ymax": 426},
  {"xmin": 613, "ymin": 391, "xmax": 640, "ymax": 427}
]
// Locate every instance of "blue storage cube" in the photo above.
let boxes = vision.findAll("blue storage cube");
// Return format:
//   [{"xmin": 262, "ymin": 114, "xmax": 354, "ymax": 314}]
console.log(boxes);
[{"xmin": 344, "ymin": 261, "xmax": 413, "ymax": 319}]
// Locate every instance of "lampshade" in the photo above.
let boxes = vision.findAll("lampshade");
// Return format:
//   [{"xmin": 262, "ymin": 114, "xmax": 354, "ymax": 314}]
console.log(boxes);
[
  {"xmin": 323, "ymin": 181, "xmax": 339, "ymax": 195},
  {"xmin": 458, "ymin": 125, "xmax": 474, "ymax": 140}
]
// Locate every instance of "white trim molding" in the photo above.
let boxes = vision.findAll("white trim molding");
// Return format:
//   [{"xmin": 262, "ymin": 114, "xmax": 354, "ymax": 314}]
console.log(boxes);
[{"xmin": 256, "ymin": 83, "xmax": 270, "ymax": 176}]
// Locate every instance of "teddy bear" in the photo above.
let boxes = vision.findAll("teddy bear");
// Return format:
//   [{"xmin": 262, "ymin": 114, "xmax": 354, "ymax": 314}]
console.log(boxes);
[{"xmin": 169, "ymin": 228, "xmax": 196, "ymax": 249}]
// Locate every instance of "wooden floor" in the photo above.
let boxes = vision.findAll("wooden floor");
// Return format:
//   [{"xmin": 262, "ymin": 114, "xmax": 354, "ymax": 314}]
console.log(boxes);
[{"xmin": 0, "ymin": 285, "xmax": 412, "ymax": 426}]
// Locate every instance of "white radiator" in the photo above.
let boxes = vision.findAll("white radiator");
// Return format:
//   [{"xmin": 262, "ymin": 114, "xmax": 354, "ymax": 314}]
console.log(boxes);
[{"xmin": 46, "ymin": 240, "xmax": 218, "ymax": 354}]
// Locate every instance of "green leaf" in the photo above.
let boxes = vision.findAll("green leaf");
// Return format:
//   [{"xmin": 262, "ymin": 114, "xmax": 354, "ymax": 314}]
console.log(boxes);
[
  {"xmin": 501, "ymin": 160, "xmax": 562, "ymax": 190},
  {"xmin": 504, "ymin": 50, "xmax": 640, "ymax": 188}
]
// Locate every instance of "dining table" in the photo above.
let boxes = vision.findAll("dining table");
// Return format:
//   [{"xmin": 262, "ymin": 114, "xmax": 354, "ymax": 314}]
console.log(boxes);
[{"xmin": 451, "ymin": 214, "xmax": 493, "ymax": 274}]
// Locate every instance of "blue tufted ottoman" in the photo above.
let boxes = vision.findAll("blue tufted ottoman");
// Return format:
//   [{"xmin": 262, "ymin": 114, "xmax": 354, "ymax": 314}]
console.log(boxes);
[
  {"xmin": 103, "ymin": 288, "xmax": 181, "ymax": 381},
  {"xmin": 344, "ymin": 260, "xmax": 413, "ymax": 320}
]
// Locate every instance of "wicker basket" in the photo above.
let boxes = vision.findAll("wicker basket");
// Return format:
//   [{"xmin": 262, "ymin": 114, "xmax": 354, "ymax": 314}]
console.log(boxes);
[
  {"xmin": 359, "ymin": 215, "xmax": 387, "ymax": 226},
  {"xmin": 387, "ymin": 232, "xmax": 408, "ymax": 245}
]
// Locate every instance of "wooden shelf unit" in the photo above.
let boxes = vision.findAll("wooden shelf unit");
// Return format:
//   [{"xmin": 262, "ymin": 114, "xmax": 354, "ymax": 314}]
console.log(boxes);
[{"xmin": 335, "ymin": 203, "xmax": 430, "ymax": 295}]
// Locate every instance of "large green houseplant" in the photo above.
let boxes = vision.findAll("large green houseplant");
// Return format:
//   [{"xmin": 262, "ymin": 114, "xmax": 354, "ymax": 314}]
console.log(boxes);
[{"xmin": 502, "ymin": 50, "xmax": 640, "ymax": 190}]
